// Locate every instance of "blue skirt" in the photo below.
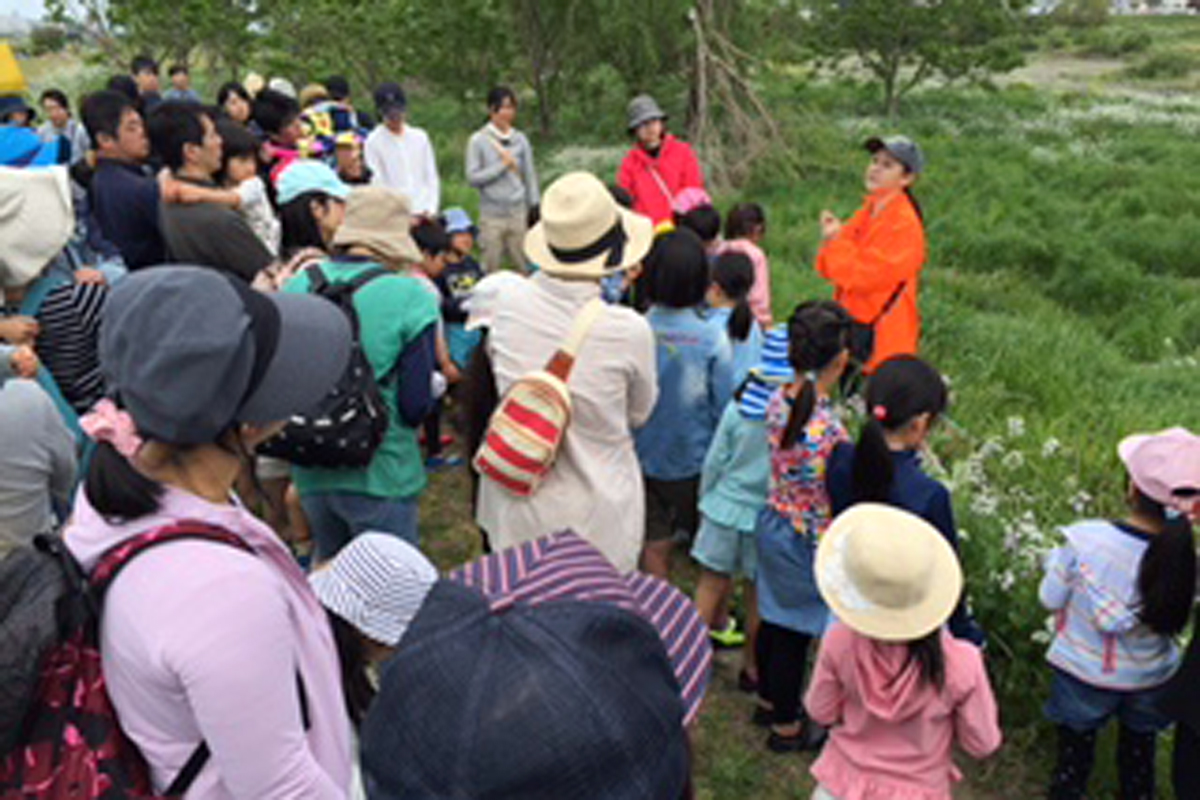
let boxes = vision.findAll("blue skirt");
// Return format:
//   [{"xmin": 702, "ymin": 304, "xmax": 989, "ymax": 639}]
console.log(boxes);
[{"xmin": 755, "ymin": 507, "xmax": 829, "ymax": 635}]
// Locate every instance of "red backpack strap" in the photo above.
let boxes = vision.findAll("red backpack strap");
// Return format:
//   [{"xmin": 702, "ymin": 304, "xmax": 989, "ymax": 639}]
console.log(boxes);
[{"xmin": 90, "ymin": 520, "xmax": 254, "ymax": 598}]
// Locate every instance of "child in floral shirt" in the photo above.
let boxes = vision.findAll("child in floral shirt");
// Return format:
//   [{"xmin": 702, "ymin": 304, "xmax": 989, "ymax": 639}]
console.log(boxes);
[{"xmin": 753, "ymin": 301, "xmax": 852, "ymax": 753}]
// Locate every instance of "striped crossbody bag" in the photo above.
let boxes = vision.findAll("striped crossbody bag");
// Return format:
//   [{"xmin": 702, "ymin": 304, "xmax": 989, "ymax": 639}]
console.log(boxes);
[{"xmin": 473, "ymin": 299, "xmax": 605, "ymax": 496}]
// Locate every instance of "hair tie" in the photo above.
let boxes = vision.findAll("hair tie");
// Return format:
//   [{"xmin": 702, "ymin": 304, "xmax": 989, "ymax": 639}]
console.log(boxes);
[
  {"xmin": 872, "ymin": 404, "xmax": 888, "ymax": 421},
  {"xmin": 80, "ymin": 398, "xmax": 144, "ymax": 459}
]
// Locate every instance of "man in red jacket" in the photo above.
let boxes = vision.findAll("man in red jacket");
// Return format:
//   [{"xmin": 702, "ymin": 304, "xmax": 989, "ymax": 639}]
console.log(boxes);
[{"xmin": 616, "ymin": 95, "xmax": 705, "ymax": 225}]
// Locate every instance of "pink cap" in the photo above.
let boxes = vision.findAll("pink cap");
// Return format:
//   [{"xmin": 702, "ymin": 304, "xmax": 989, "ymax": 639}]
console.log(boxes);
[
  {"xmin": 672, "ymin": 187, "xmax": 713, "ymax": 215},
  {"xmin": 1118, "ymin": 427, "xmax": 1200, "ymax": 513}
]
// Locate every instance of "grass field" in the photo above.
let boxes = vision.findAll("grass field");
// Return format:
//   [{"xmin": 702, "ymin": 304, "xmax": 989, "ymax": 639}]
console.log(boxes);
[{"xmin": 21, "ymin": 15, "xmax": 1200, "ymax": 797}]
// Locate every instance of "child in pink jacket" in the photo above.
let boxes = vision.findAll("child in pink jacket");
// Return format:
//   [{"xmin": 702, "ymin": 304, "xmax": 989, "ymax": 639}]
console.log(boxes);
[{"xmin": 804, "ymin": 504, "xmax": 1002, "ymax": 799}]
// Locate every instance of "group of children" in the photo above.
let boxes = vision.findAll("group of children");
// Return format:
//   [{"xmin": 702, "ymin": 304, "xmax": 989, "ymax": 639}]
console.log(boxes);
[{"xmin": 626, "ymin": 193, "xmax": 1200, "ymax": 798}]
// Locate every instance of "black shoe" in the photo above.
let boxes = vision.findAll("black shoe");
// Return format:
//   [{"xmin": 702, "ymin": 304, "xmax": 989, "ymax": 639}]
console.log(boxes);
[
  {"xmin": 737, "ymin": 669, "xmax": 759, "ymax": 694},
  {"xmin": 766, "ymin": 728, "xmax": 808, "ymax": 753},
  {"xmin": 802, "ymin": 721, "xmax": 828, "ymax": 751},
  {"xmin": 751, "ymin": 705, "xmax": 773, "ymax": 727}
]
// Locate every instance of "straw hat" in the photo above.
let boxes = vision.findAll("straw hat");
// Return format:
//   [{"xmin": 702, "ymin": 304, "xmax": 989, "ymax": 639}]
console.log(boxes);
[
  {"xmin": 524, "ymin": 171, "xmax": 653, "ymax": 279},
  {"xmin": 816, "ymin": 504, "xmax": 962, "ymax": 642},
  {"xmin": 332, "ymin": 186, "xmax": 422, "ymax": 266}
]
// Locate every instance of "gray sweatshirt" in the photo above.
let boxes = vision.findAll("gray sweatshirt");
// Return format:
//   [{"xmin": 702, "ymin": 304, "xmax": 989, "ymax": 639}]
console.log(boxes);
[
  {"xmin": 0, "ymin": 378, "xmax": 76, "ymax": 556},
  {"xmin": 465, "ymin": 125, "xmax": 540, "ymax": 217}
]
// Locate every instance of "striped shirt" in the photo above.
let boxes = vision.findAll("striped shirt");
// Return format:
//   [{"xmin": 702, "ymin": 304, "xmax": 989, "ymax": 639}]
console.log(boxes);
[{"xmin": 36, "ymin": 282, "xmax": 106, "ymax": 413}]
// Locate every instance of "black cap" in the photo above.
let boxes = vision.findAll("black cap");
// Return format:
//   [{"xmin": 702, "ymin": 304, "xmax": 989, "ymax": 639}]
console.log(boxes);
[
  {"xmin": 325, "ymin": 75, "xmax": 350, "ymax": 101},
  {"xmin": 373, "ymin": 82, "xmax": 406, "ymax": 115}
]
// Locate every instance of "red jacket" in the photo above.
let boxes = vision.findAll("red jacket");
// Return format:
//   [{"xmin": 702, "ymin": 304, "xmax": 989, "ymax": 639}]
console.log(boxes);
[
  {"xmin": 616, "ymin": 135, "xmax": 705, "ymax": 225},
  {"xmin": 816, "ymin": 189, "xmax": 926, "ymax": 372}
]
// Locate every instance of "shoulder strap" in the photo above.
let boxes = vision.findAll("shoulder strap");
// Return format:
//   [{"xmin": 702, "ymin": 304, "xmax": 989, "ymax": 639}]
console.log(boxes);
[
  {"xmin": 869, "ymin": 282, "xmax": 907, "ymax": 326},
  {"xmin": 645, "ymin": 162, "xmax": 674, "ymax": 207},
  {"xmin": 545, "ymin": 299, "xmax": 605, "ymax": 381}
]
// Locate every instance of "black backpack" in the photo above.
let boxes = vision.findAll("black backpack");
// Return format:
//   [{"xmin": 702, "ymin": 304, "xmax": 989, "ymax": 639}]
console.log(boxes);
[{"xmin": 258, "ymin": 265, "xmax": 392, "ymax": 469}]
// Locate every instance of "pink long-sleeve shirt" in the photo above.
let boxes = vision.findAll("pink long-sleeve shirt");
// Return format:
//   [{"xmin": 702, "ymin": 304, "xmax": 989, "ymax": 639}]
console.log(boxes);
[
  {"xmin": 65, "ymin": 486, "xmax": 352, "ymax": 800},
  {"xmin": 804, "ymin": 623, "xmax": 1002, "ymax": 800}
]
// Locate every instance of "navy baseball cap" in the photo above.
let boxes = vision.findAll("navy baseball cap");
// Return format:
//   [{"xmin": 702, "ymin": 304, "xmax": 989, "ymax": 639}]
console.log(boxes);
[
  {"xmin": 361, "ymin": 531, "xmax": 711, "ymax": 799},
  {"xmin": 373, "ymin": 82, "xmax": 407, "ymax": 115},
  {"xmin": 99, "ymin": 266, "xmax": 351, "ymax": 444}
]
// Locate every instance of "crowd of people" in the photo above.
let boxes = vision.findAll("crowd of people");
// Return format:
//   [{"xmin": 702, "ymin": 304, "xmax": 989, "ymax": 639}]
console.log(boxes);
[{"xmin": 2, "ymin": 53, "xmax": 1200, "ymax": 800}]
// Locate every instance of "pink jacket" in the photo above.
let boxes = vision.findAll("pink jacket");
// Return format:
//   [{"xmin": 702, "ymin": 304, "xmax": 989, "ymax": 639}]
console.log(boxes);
[
  {"xmin": 616, "ymin": 135, "xmax": 704, "ymax": 225},
  {"xmin": 716, "ymin": 238, "xmax": 772, "ymax": 328},
  {"xmin": 65, "ymin": 487, "xmax": 352, "ymax": 799},
  {"xmin": 804, "ymin": 623, "xmax": 1001, "ymax": 800}
]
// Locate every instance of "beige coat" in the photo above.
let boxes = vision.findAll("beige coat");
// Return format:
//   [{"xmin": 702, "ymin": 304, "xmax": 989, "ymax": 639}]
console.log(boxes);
[{"xmin": 476, "ymin": 272, "xmax": 658, "ymax": 573}]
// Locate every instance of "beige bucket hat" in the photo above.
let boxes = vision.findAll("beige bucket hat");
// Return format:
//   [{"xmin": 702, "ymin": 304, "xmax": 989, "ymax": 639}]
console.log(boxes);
[
  {"xmin": 332, "ymin": 186, "xmax": 422, "ymax": 267},
  {"xmin": 816, "ymin": 503, "xmax": 963, "ymax": 642},
  {"xmin": 524, "ymin": 171, "xmax": 653, "ymax": 280},
  {"xmin": 0, "ymin": 165, "xmax": 73, "ymax": 288}
]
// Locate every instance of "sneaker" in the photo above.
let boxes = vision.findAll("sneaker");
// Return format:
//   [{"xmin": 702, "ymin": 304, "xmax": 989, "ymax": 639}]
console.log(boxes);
[
  {"xmin": 426, "ymin": 454, "xmax": 465, "ymax": 471},
  {"xmin": 709, "ymin": 618, "xmax": 746, "ymax": 648}
]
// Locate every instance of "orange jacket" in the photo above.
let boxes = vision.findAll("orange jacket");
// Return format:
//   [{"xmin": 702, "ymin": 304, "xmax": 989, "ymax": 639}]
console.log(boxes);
[{"xmin": 816, "ymin": 189, "xmax": 926, "ymax": 372}]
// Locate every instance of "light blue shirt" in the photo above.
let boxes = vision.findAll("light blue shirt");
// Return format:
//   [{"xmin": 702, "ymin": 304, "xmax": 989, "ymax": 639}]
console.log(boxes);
[
  {"xmin": 706, "ymin": 306, "xmax": 763, "ymax": 388},
  {"xmin": 635, "ymin": 306, "xmax": 735, "ymax": 480},
  {"xmin": 699, "ymin": 400, "xmax": 770, "ymax": 531}
]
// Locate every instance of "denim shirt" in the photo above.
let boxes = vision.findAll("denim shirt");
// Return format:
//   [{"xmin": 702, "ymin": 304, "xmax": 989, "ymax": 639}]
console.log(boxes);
[{"xmin": 635, "ymin": 306, "xmax": 735, "ymax": 480}]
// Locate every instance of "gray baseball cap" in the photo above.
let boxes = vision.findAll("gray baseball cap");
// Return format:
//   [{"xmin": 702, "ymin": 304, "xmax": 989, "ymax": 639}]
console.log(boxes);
[
  {"xmin": 99, "ymin": 266, "xmax": 352, "ymax": 445},
  {"xmin": 865, "ymin": 135, "xmax": 925, "ymax": 175},
  {"xmin": 627, "ymin": 94, "xmax": 666, "ymax": 132}
]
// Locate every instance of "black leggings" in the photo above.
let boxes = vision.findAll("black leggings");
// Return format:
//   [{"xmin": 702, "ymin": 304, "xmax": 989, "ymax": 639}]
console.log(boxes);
[
  {"xmin": 1173, "ymin": 723, "xmax": 1200, "ymax": 799},
  {"xmin": 755, "ymin": 621, "xmax": 812, "ymax": 726},
  {"xmin": 1050, "ymin": 725, "xmax": 1157, "ymax": 800}
]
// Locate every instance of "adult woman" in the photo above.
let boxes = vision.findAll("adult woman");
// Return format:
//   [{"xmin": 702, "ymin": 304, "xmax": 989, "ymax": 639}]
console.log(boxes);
[
  {"xmin": 217, "ymin": 81, "xmax": 254, "ymax": 126},
  {"xmin": 616, "ymin": 95, "xmax": 704, "ymax": 226},
  {"xmin": 277, "ymin": 161, "xmax": 351, "ymax": 260},
  {"xmin": 470, "ymin": 172, "xmax": 658, "ymax": 573},
  {"xmin": 64, "ymin": 267, "xmax": 354, "ymax": 798},
  {"xmin": 816, "ymin": 136, "xmax": 927, "ymax": 374}
]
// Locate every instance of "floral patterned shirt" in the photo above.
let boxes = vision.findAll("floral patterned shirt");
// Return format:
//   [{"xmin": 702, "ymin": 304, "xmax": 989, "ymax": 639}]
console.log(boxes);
[{"xmin": 765, "ymin": 388, "xmax": 848, "ymax": 537}]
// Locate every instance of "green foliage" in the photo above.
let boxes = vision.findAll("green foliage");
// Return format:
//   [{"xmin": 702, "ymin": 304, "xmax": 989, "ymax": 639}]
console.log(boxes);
[
  {"xmin": 1051, "ymin": 0, "xmax": 1111, "ymax": 28},
  {"xmin": 1123, "ymin": 49, "xmax": 1200, "ymax": 80},
  {"xmin": 29, "ymin": 25, "xmax": 68, "ymax": 56},
  {"xmin": 1074, "ymin": 25, "xmax": 1154, "ymax": 57},
  {"xmin": 804, "ymin": 0, "xmax": 1026, "ymax": 117}
]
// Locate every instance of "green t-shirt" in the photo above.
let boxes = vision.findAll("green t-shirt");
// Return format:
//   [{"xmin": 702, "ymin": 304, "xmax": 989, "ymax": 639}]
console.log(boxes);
[{"xmin": 283, "ymin": 259, "xmax": 440, "ymax": 500}]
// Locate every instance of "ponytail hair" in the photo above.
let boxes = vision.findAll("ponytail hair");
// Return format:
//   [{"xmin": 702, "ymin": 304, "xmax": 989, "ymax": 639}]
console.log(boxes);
[
  {"xmin": 328, "ymin": 611, "xmax": 376, "ymax": 727},
  {"xmin": 907, "ymin": 629, "xmax": 945, "ymax": 691},
  {"xmin": 780, "ymin": 301, "xmax": 852, "ymax": 449},
  {"xmin": 84, "ymin": 441, "xmax": 164, "ymax": 521},
  {"xmin": 853, "ymin": 355, "xmax": 947, "ymax": 503},
  {"xmin": 711, "ymin": 251, "xmax": 754, "ymax": 343},
  {"xmin": 1133, "ymin": 488, "xmax": 1197, "ymax": 637}
]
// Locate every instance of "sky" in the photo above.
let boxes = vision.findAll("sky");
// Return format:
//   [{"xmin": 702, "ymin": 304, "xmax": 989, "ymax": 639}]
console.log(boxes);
[{"xmin": 0, "ymin": 0, "xmax": 46, "ymax": 20}]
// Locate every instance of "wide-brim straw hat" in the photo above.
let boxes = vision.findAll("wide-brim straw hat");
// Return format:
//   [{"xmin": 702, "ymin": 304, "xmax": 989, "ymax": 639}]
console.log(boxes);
[
  {"xmin": 816, "ymin": 503, "xmax": 962, "ymax": 642},
  {"xmin": 524, "ymin": 171, "xmax": 654, "ymax": 279},
  {"xmin": 332, "ymin": 186, "xmax": 422, "ymax": 266}
]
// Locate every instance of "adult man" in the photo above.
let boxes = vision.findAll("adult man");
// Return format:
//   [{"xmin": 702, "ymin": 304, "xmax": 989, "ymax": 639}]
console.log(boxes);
[
  {"xmin": 465, "ymin": 86, "xmax": 539, "ymax": 272},
  {"xmin": 130, "ymin": 54, "xmax": 162, "ymax": 114},
  {"xmin": 81, "ymin": 90, "xmax": 165, "ymax": 269},
  {"xmin": 149, "ymin": 103, "xmax": 274, "ymax": 283},
  {"xmin": 364, "ymin": 82, "xmax": 439, "ymax": 216},
  {"xmin": 163, "ymin": 64, "xmax": 201, "ymax": 104}
]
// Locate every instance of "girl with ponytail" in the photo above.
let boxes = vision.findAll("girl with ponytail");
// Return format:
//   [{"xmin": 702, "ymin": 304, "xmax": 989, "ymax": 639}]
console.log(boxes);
[
  {"xmin": 1039, "ymin": 428, "xmax": 1200, "ymax": 800},
  {"xmin": 752, "ymin": 301, "xmax": 851, "ymax": 753},
  {"xmin": 827, "ymin": 354, "xmax": 986, "ymax": 646},
  {"xmin": 707, "ymin": 251, "xmax": 763, "ymax": 385}
]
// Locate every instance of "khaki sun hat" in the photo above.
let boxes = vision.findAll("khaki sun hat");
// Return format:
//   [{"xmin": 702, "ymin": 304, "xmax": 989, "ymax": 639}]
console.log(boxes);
[
  {"xmin": 332, "ymin": 186, "xmax": 422, "ymax": 267},
  {"xmin": 0, "ymin": 165, "xmax": 73, "ymax": 288},
  {"xmin": 816, "ymin": 503, "xmax": 963, "ymax": 642},
  {"xmin": 524, "ymin": 171, "xmax": 654, "ymax": 280}
]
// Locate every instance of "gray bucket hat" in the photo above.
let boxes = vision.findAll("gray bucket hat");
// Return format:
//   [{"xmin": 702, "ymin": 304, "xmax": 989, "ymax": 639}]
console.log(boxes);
[
  {"xmin": 99, "ymin": 266, "xmax": 352, "ymax": 444},
  {"xmin": 865, "ymin": 135, "xmax": 925, "ymax": 175},
  {"xmin": 627, "ymin": 94, "xmax": 666, "ymax": 132}
]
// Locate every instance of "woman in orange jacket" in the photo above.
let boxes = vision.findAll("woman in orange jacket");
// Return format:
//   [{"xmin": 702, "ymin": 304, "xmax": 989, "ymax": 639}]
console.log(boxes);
[{"xmin": 816, "ymin": 136, "xmax": 926, "ymax": 373}]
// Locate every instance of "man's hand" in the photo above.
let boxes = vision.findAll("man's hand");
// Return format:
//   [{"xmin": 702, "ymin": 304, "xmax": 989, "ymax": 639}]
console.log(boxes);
[
  {"xmin": 820, "ymin": 210, "xmax": 842, "ymax": 241},
  {"xmin": 74, "ymin": 268, "xmax": 107, "ymax": 286},
  {"xmin": 0, "ymin": 316, "xmax": 39, "ymax": 345},
  {"xmin": 9, "ymin": 345, "xmax": 39, "ymax": 378},
  {"xmin": 499, "ymin": 148, "xmax": 518, "ymax": 172}
]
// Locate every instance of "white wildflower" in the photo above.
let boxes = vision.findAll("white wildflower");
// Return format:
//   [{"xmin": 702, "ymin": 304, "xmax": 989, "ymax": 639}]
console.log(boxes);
[
  {"xmin": 979, "ymin": 438, "xmax": 1005, "ymax": 460},
  {"xmin": 971, "ymin": 493, "xmax": 1000, "ymax": 517},
  {"xmin": 1041, "ymin": 438, "xmax": 1063, "ymax": 458},
  {"xmin": 998, "ymin": 570, "xmax": 1016, "ymax": 591},
  {"xmin": 1070, "ymin": 490, "xmax": 1093, "ymax": 515},
  {"xmin": 1002, "ymin": 451, "xmax": 1026, "ymax": 471},
  {"xmin": 1006, "ymin": 416, "xmax": 1026, "ymax": 439}
]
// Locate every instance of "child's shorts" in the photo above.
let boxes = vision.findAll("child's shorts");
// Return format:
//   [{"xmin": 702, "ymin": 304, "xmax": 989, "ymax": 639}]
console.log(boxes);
[
  {"xmin": 691, "ymin": 515, "xmax": 757, "ymax": 579},
  {"xmin": 1044, "ymin": 667, "xmax": 1171, "ymax": 734},
  {"xmin": 644, "ymin": 476, "xmax": 700, "ymax": 543},
  {"xmin": 446, "ymin": 323, "xmax": 482, "ymax": 369}
]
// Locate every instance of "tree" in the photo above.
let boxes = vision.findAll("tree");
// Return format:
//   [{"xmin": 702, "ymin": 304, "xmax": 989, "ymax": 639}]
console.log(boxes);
[{"xmin": 806, "ymin": 0, "xmax": 1026, "ymax": 117}]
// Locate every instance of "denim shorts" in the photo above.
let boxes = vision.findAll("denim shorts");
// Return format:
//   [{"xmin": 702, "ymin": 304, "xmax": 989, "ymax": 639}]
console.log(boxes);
[
  {"xmin": 690, "ymin": 515, "xmax": 757, "ymax": 579},
  {"xmin": 1044, "ymin": 667, "xmax": 1171, "ymax": 734}
]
